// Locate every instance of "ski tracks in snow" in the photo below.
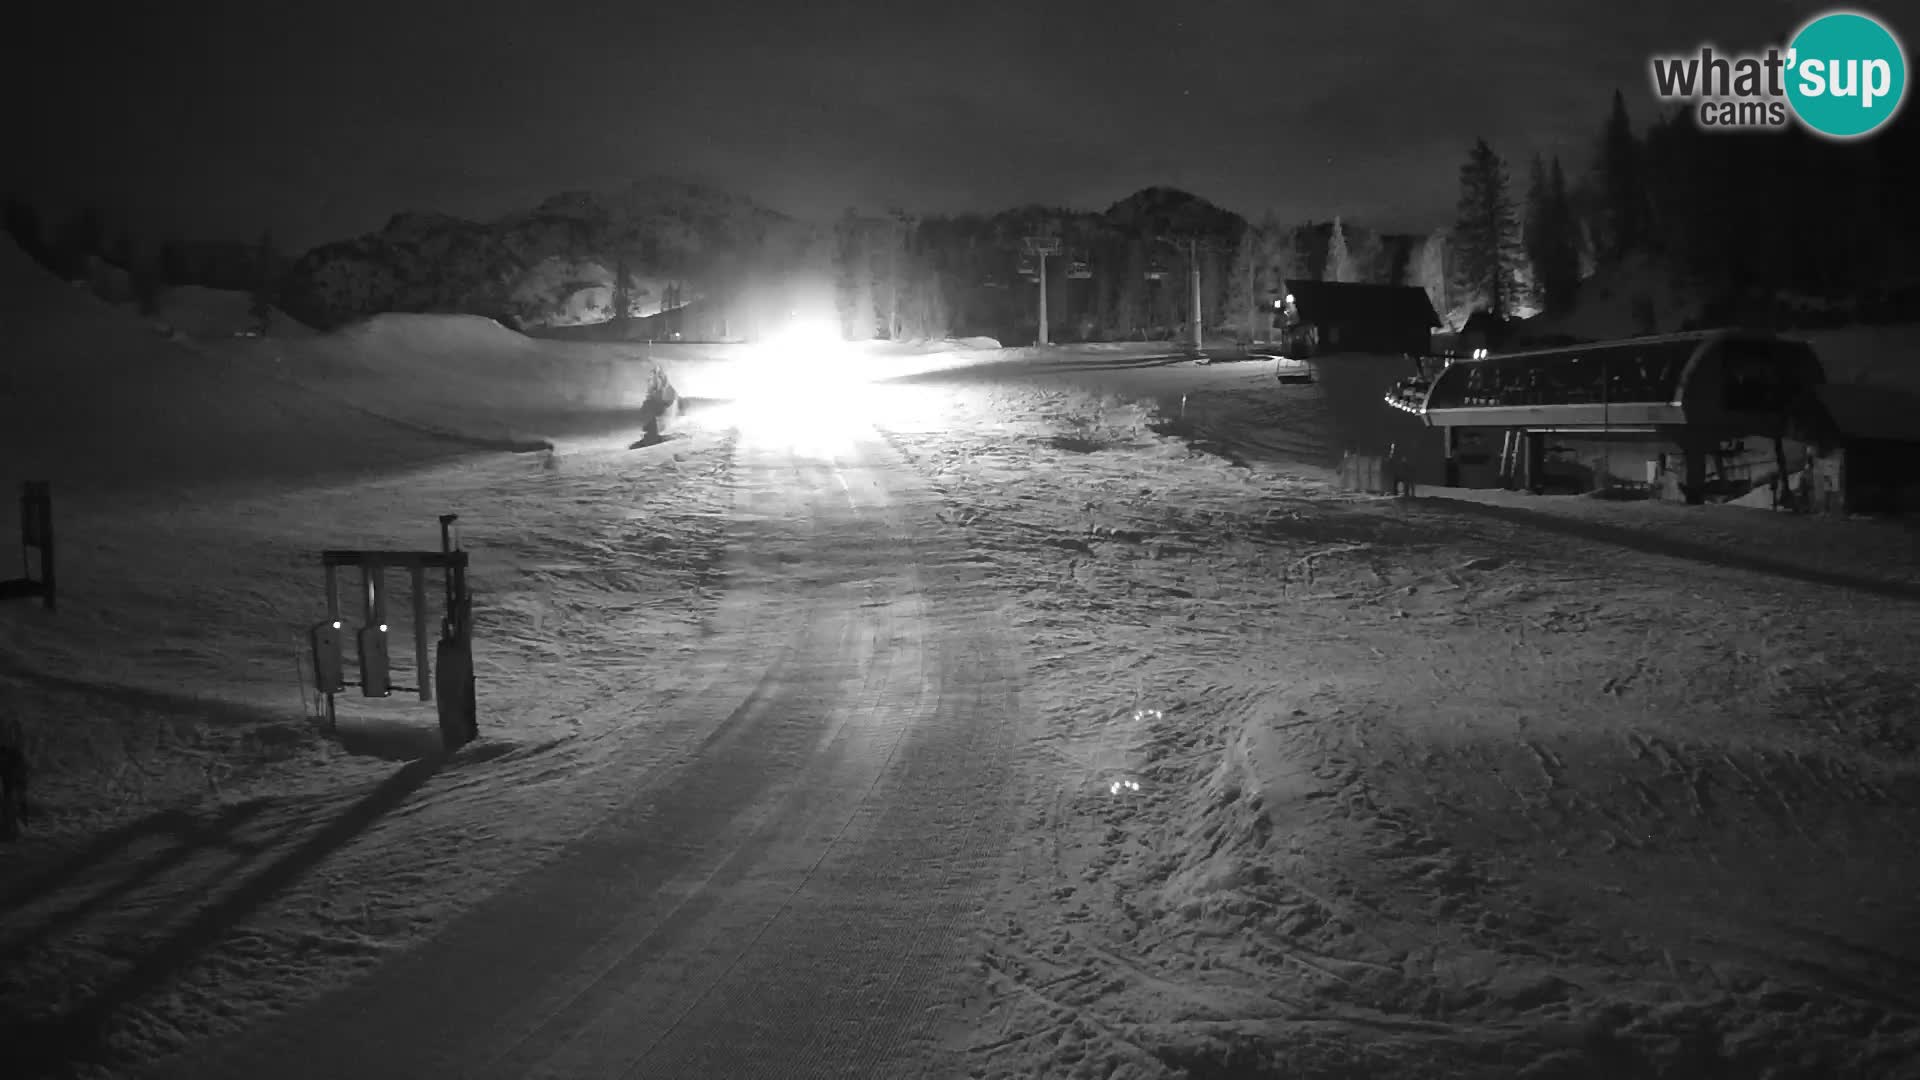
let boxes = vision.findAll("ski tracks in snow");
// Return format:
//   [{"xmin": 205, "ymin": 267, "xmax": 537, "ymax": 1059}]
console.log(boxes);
[{"xmin": 151, "ymin": 423, "xmax": 1027, "ymax": 1080}]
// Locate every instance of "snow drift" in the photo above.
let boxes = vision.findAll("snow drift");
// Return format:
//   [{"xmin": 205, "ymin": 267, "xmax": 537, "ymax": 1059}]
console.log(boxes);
[
  {"xmin": 0, "ymin": 237, "xmax": 494, "ymax": 497},
  {"xmin": 280, "ymin": 313, "xmax": 679, "ymax": 447},
  {"xmin": 0, "ymin": 236, "xmax": 683, "ymax": 497},
  {"xmin": 153, "ymin": 284, "xmax": 315, "ymax": 339}
]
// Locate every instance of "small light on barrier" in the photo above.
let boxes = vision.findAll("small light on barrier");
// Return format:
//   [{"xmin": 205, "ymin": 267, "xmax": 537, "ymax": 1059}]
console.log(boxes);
[{"xmin": 378, "ymin": 624, "xmax": 388, "ymax": 633}]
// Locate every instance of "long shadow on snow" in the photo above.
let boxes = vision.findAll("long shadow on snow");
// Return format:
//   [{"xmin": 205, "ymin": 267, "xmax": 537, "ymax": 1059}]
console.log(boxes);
[
  {"xmin": 1430, "ymin": 495, "xmax": 1920, "ymax": 604},
  {"xmin": 0, "ymin": 657, "xmax": 307, "ymax": 736},
  {"xmin": 0, "ymin": 658, "xmax": 317, "ymax": 910},
  {"xmin": 6, "ymin": 754, "xmax": 446, "ymax": 1080},
  {"xmin": 0, "ymin": 806, "xmax": 253, "ymax": 915},
  {"xmin": 0, "ymin": 801, "xmax": 270, "ymax": 970}
]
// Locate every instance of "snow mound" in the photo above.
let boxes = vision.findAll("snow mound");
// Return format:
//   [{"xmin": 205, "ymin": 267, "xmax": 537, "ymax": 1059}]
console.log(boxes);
[
  {"xmin": 154, "ymin": 284, "xmax": 315, "ymax": 339},
  {"xmin": 0, "ymin": 236, "xmax": 496, "ymax": 497},
  {"xmin": 282, "ymin": 312, "xmax": 678, "ymax": 446},
  {"xmin": 334, "ymin": 311, "xmax": 536, "ymax": 354},
  {"xmin": 863, "ymin": 337, "xmax": 1007, "ymax": 357}
]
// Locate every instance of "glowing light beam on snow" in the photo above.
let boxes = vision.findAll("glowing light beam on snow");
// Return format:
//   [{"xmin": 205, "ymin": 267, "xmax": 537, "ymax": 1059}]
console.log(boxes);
[{"xmin": 708, "ymin": 310, "xmax": 888, "ymax": 453}]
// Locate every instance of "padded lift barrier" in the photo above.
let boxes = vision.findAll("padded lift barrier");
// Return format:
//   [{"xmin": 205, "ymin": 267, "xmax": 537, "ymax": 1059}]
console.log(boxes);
[
  {"xmin": 0, "ymin": 482, "xmax": 54, "ymax": 611},
  {"xmin": 310, "ymin": 514, "xmax": 476, "ymax": 750}
]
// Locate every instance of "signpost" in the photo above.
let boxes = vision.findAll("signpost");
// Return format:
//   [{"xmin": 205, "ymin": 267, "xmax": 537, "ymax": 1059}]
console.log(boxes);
[{"xmin": 1021, "ymin": 235, "xmax": 1063, "ymax": 345}]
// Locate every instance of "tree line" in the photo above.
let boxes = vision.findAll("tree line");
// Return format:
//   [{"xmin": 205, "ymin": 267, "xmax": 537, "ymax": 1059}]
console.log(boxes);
[
  {"xmin": 1, "ymin": 197, "xmax": 284, "ymax": 322},
  {"xmin": 831, "ymin": 90, "xmax": 1917, "ymax": 344},
  {"xmin": 823, "ymin": 198, "xmax": 1456, "ymax": 344},
  {"xmin": 1448, "ymin": 89, "xmax": 1920, "ymax": 329},
  {"xmin": 15, "ymin": 90, "xmax": 1912, "ymax": 344}
]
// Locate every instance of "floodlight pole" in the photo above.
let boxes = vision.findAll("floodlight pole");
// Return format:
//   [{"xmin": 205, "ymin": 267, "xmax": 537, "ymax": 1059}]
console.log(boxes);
[
  {"xmin": 1188, "ymin": 237, "xmax": 1203, "ymax": 351},
  {"xmin": 1245, "ymin": 241, "xmax": 1259, "ymax": 345},
  {"xmin": 1037, "ymin": 252, "xmax": 1049, "ymax": 346},
  {"xmin": 1153, "ymin": 234, "xmax": 1209, "ymax": 351}
]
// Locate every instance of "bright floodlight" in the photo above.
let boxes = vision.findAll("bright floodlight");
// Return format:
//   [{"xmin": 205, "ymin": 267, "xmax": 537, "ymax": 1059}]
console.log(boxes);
[
  {"xmin": 765, "ymin": 315, "xmax": 845, "ymax": 358},
  {"xmin": 715, "ymin": 311, "xmax": 889, "ymax": 453}
]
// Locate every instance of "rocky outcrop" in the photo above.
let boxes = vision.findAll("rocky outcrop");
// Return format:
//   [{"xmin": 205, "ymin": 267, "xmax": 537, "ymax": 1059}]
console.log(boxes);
[{"xmin": 279, "ymin": 177, "xmax": 801, "ymax": 331}]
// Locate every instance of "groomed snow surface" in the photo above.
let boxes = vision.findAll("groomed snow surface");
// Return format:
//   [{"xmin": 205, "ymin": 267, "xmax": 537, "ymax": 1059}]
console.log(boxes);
[
  {"xmin": 891, "ymin": 385, "xmax": 1919, "ymax": 1080},
  {"xmin": 2, "ymin": 235, "xmax": 1918, "ymax": 1079}
]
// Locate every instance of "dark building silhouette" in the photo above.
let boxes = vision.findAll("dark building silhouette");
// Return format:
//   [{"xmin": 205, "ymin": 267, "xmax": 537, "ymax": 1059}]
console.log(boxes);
[{"xmin": 1279, "ymin": 280, "xmax": 1440, "ymax": 357}]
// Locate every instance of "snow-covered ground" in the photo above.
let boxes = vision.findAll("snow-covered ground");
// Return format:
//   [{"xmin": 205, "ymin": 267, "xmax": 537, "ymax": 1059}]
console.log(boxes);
[
  {"xmin": 882, "ymin": 387, "xmax": 1920, "ymax": 1079},
  {"xmin": 0, "ymin": 239, "xmax": 729, "ymax": 1073},
  {"xmin": 150, "ymin": 285, "xmax": 314, "ymax": 340},
  {"xmin": 3, "ymin": 231, "xmax": 1917, "ymax": 1080}
]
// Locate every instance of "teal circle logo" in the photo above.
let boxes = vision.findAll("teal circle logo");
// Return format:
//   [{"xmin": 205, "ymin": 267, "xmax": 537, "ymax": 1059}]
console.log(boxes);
[{"xmin": 1786, "ymin": 11, "xmax": 1908, "ymax": 138}]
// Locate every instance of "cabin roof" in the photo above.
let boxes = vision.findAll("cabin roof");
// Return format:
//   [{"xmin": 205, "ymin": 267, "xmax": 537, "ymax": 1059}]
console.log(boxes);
[{"xmin": 1283, "ymin": 280, "xmax": 1441, "ymax": 329}]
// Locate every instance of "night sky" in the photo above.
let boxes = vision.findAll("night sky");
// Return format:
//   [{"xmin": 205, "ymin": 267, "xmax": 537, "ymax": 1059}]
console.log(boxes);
[{"xmin": 4, "ymin": 0, "xmax": 1852, "ymax": 250}]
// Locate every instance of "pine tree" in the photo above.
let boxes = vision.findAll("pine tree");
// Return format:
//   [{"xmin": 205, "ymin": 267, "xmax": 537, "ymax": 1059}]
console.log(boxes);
[
  {"xmin": 900, "ymin": 242, "xmax": 950, "ymax": 341},
  {"xmin": 134, "ymin": 260, "xmax": 162, "ymax": 316},
  {"xmin": 1452, "ymin": 138, "xmax": 1525, "ymax": 319},
  {"xmin": 1327, "ymin": 216, "xmax": 1356, "ymax": 283},
  {"xmin": 1225, "ymin": 223, "xmax": 1259, "ymax": 339},
  {"xmin": 253, "ymin": 229, "xmax": 276, "ymax": 286},
  {"xmin": 159, "ymin": 240, "xmax": 190, "ymax": 288},
  {"xmin": 1540, "ymin": 158, "xmax": 1583, "ymax": 315},
  {"xmin": 1348, "ymin": 226, "xmax": 1385, "ymax": 285},
  {"xmin": 1412, "ymin": 228, "xmax": 1451, "ymax": 320},
  {"xmin": 610, "ymin": 257, "xmax": 630, "ymax": 323},
  {"xmin": 110, "ymin": 224, "xmax": 134, "ymax": 269},
  {"xmin": 1294, "ymin": 223, "xmax": 1319, "ymax": 283},
  {"xmin": 1257, "ymin": 216, "xmax": 1299, "ymax": 299},
  {"xmin": 3, "ymin": 197, "xmax": 43, "ymax": 257},
  {"xmin": 55, "ymin": 207, "xmax": 105, "ymax": 278},
  {"xmin": 882, "ymin": 209, "xmax": 917, "ymax": 339},
  {"xmin": 248, "ymin": 285, "xmax": 272, "ymax": 329},
  {"xmin": 1597, "ymin": 89, "xmax": 1650, "ymax": 261},
  {"xmin": 1119, "ymin": 239, "xmax": 1148, "ymax": 337},
  {"xmin": 835, "ymin": 210, "xmax": 877, "ymax": 341},
  {"xmin": 1523, "ymin": 153, "xmax": 1552, "ymax": 310}
]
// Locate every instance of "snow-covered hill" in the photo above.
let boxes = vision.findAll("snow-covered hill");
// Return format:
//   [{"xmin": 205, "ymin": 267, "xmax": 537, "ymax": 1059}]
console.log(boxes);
[{"xmin": 0, "ymin": 234, "xmax": 678, "ymax": 496}]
